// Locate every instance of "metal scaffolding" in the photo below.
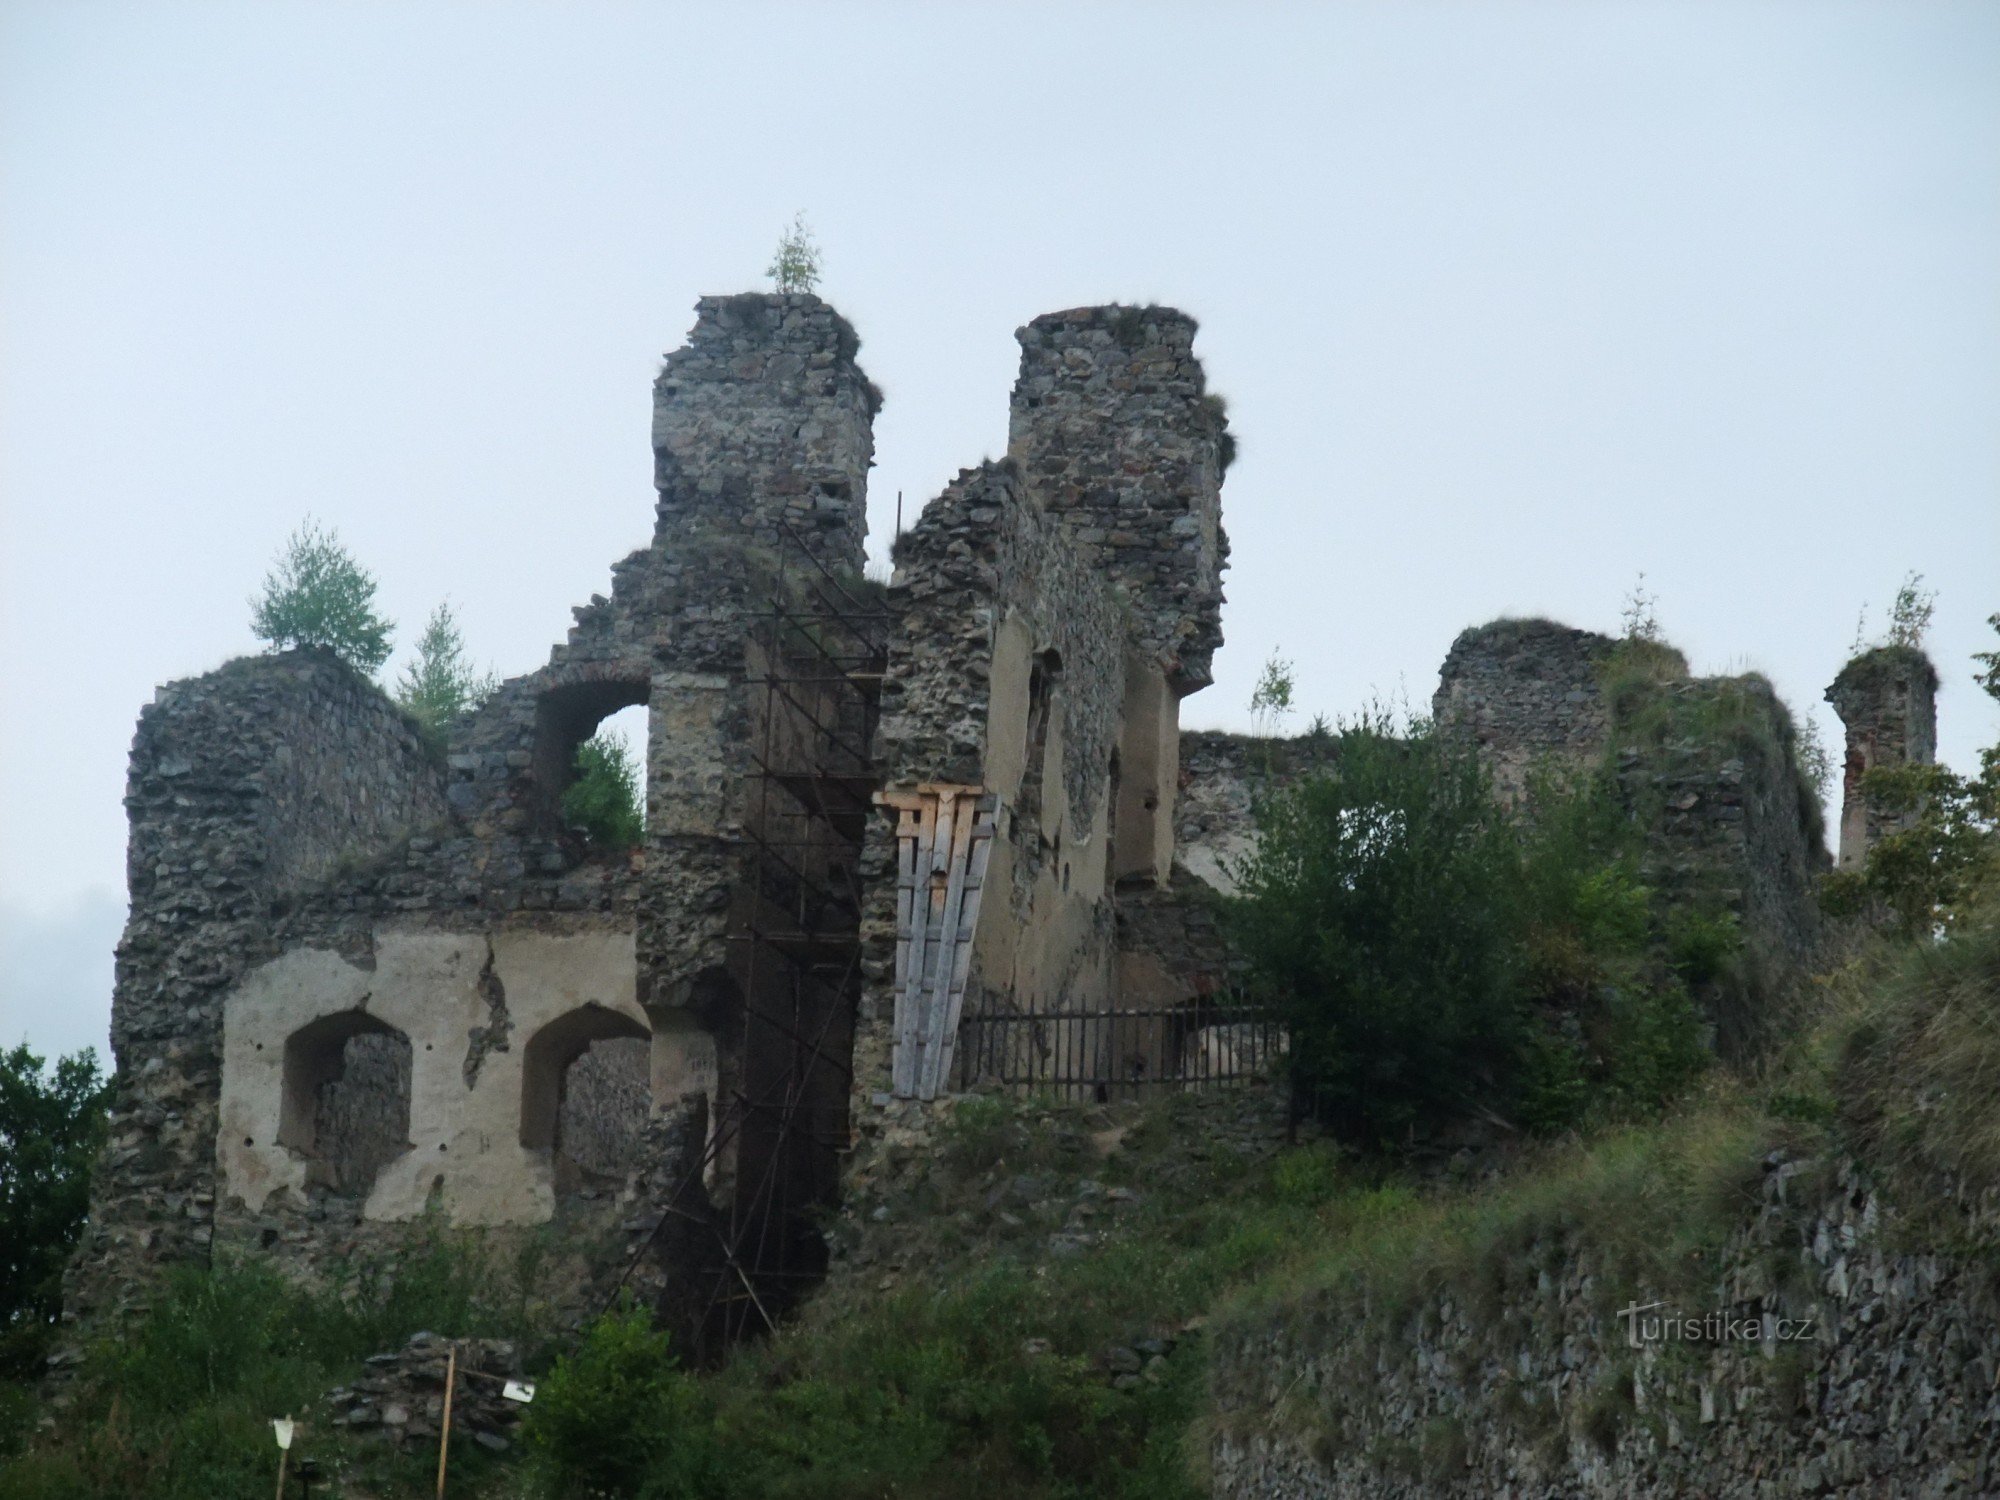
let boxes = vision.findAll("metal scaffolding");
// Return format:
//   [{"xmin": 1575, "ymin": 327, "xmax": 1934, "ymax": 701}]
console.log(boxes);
[{"xmin": 611, "ymin": 527, "xmax": 889, "ymax": 1361}]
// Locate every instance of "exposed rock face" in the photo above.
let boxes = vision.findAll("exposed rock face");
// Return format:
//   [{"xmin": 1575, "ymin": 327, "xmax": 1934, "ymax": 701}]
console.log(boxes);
[
  {"xmin": 1825, "ymin": 645, "xmax": 1939, "ymax": 871},
  {"xmin": 1008, "ymin": 305, "xmax": 1231, "ymax": 693},
  {"xmin": 1210, "ymin": 1159, "xmax": 2000, "ymax": 1498}
]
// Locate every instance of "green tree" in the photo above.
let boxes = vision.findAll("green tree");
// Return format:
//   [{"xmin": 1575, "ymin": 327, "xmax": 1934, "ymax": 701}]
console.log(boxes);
[
  {"xmin": 394, "ymin": 601, "xmax": 495, "ymax": 747},
  {"xmin": 249, "ymin": 518, "xmax": 394, "ymax": 673},
  {"xmin": 766, "ymin": 211, "xmax": 822, "ymax": 294},
  {"xmin": 1230, "ymin": 717, "xmax": 1521, "ymax": 1141},
  {"xmin": 525, "ymin": 1304, "xmax": 716, "ymax": 1499},
  {"xmin": 1, "ymin": 1045, "xmax": 111, "ymax": 1366},
  {"xmin": 1249, "ymin": 650, "xmax": 1296, "ymax": 737},
  {"xmin": 561, "ymin": 731, "xmax": 644, "ymax": 849}
]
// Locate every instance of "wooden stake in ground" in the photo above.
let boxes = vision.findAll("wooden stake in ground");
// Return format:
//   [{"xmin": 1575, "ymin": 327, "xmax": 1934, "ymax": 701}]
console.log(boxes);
[
  {"xmin": 435, "ymin": 1342, "xmax": 458, "ymax": 1499},
  {"xmin": 271, "ymin": 1416, "xmax": 295, "ymax": 1500}
]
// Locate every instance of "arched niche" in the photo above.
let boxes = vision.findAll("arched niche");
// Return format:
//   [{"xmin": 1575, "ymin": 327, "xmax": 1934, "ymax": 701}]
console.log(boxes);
[
  {"xmin": 276, "ymin": 1010, "xmax": 413, "ymax": 1198},
  {"xmin": 519, "ymin": 1002, "xmax": 653, "ymax": 1169}
]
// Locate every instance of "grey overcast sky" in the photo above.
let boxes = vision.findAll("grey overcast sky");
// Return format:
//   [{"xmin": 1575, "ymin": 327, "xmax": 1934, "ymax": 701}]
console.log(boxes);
[{"xmin": 3, "ymin": 1, "xmax": 1996, "ymax": 1064}]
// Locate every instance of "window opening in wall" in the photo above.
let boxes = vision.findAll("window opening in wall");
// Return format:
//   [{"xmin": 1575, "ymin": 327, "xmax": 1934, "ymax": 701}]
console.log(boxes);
[
  {"xmin": 276, "ymin": 1012, "xmax": 413, "ymax": 1199},
  {"xmin": 1016, "ymin": 649, "xmax": 1062, "ymax": 840},
  {"xmin": 533, "ymin": 680, "xmax": 650, "ymax": 848}
]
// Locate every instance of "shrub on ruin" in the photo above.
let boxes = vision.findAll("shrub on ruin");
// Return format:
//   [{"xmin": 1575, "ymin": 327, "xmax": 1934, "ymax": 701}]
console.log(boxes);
[
  {"xmin": 1230, "ymin": 716, "xmax": 1522, "ymax": 1141},
  {"xmin": 525, "ymin": 1304, "xmax": 717, "ymax": 1499},
  {"xmin": 0, "ymin": 1045, "xmax": 109, "ymax": 1371},
  {"xmin": 393, "ymin": 601, "xmax": 495, "ymax": 749},
  {"xmin": 249, "ymin": 517, "xmax": 394, "ymax": 674},
  {"xmin": 561, "ymin": 730, "xmax": 645, "ymax": 850}
]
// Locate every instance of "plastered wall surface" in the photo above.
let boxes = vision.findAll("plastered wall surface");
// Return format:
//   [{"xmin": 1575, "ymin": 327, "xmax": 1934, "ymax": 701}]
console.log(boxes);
[{"xmin": 218, "ymin": 928, "xmax": 650, "ymax": 1227}]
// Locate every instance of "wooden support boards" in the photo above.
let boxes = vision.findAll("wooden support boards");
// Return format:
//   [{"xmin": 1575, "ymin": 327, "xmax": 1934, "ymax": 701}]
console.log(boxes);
[{"xmin": 877, "ymin": 783, "xmax": 998, "ymax": 1100}]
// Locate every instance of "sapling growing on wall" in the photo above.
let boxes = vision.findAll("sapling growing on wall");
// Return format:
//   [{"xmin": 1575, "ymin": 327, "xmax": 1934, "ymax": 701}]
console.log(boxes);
[
  {"xmin": 1887, "ymin": 571, "xmax": 1937, "ymax": 650},
  {"xmin": 394, "ymin": 601, "xmax": 496, "ymax": 747},
  {"xmin": 767, "ymin": 212, "xmax": 822, "ymax": 295},
  {"xmin": 1249, "ymin": 651, "xmax": 1296, "ymax": 736},
  {"xmin": 249, "ymin": 517, "xmax": 394, "ymax": 674},
  {"xmin": 1619, "ymin": 572, "xmax": 1663, "ymax": 643}
]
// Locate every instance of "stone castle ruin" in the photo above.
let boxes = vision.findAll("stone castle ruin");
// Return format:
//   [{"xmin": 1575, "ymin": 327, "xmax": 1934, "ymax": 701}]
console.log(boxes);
[{"xmin": 68, "ymin": 292, "xmax": 1945, "ymax": 1351}]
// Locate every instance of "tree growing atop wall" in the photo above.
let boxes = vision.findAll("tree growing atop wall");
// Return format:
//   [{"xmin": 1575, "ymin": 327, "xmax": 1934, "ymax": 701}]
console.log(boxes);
[
  {"xmin": 394, "ymin": 601, "xmax": 496, "ymax": 748},
  {"xmin": 562, "ymin": 731, "xmax": 644, "ymax": 850},
  {"xmin": 250, "ymin": 518, "xmax": 394, "ymax": 674},
  {"xmin": 1619, "ymin": 572, "xmax": 1663, "ymax": 642},
  {"xmin": 1249, "ymin": 651, "xmax": 1296, "ymax": 737},
  {"xmin": 767, "ymin": 212, "xmax": 822, "ymax": 295},
  {"xmin": 1, "ymin": 1045, "xmax": 110, "ymax": 1367},
  {"xmin": 1887, "ymin": 571, "xmax": 1937, "ymax": 650}
]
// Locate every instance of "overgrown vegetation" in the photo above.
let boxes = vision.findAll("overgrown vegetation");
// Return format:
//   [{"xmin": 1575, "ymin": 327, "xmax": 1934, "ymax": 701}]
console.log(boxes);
[
  {"xmin": 767, "ymin": 212, "xmax": 822, "ymax": 295},
  {"xmin": 1230, "ymin": 712, "xmax": 1709, "ymax": 1143},
  {"xmin": 249, "ymin": 517, "xmax": 394, "ymax": 674},
  {"xmin": 1824, "ymin": 612, "xmax": 2000, "ymax": 935},
  {"xmin": 0, "ymin": 1048, "xmax": 109, "ymax": 1373},
  {"xmin": 1, "ymin": 1226, "xmax": 556, "ymax": 1495},
  {"xmin": 561, "ymin": 730, "xmax": 644, "ymax": 850}
]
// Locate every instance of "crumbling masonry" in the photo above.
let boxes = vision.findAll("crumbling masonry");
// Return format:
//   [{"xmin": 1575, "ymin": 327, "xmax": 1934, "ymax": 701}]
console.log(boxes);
[
  {"xmin": 72, "ymin": 291, "xmax": 1906, "ymax": 1352},
  {"xmin": 68, "ymin": 294, "xmax": 1239, "ymax": 1348}
]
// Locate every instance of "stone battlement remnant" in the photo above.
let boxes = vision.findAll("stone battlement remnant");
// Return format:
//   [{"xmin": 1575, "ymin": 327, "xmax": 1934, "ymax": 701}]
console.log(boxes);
[{"xmin": 1824, "ymin": 644, "xmax": 1939, "ymax": 870}]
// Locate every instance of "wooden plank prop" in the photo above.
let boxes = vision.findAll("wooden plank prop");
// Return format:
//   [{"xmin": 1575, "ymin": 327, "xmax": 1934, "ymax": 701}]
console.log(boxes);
[{"xmin": 877, "ymin": 784, "xmax": 997, "ymax": 1100}]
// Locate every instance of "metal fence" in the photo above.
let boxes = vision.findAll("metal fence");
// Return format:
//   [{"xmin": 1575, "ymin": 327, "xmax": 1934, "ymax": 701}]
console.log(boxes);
[{"xmin": 953, "ymin": 998, "xmax": 1286, "ymax": 1098}]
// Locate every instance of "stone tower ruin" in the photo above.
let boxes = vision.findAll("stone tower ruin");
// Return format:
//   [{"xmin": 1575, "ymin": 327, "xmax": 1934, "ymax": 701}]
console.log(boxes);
[
  {"xmin": 69, "ymin": 294, "xmax": 1237, "ymax": 1352},
  {"xmin": 1824, "ymin": 645, "xmax": 1939, "ymax": 870}
]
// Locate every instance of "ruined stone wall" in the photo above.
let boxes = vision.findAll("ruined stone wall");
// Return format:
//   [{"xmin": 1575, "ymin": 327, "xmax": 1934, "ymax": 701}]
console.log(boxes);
[
  {"xmin": 1825, "ymin": 645, "xmax": 1939, "ymax": 871},
  {"xmin": 1612, "ymin": 675, "xmax": 1828, "ymax": 1048},
  {"xmin": 72, "ymin": 292, "xmax": 883, "ymax": 1340},
  {"xmin": 70, "ymin": 649, "xmax": 447, "ymax": 1323},
  {"xmin": 1174, "ymin": 730, "xmax": 1344, "ymax": 895},
  {"xmin": 1210, "ymin": 1158, "xmax": 2000, "ymax": 1497},
  {"xmin": 1008, "ymin": 305, "xmax": 1230, "ymax": 692},
  {"xmin": 1433, "ymin": 619, "xmax": 1629, "ymax": 803},
  {"xmin": 653, "ymin": 291, "xmax": 876, "ymax": 567},
  {"xmin": 854, "ymin": 460, "xmax": 1127, "ymax": 1137}
]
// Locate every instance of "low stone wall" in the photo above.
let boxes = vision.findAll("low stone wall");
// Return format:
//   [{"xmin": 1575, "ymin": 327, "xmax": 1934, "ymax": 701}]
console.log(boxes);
[{"xmin": 1211, "ymin": 1158, "xmax": 2000, "ymax": 1497}]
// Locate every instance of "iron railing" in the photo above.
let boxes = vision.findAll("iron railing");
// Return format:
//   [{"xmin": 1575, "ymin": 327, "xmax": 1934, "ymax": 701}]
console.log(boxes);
[{"xmin": 954, "ymin": 997, "xmax": 1286, "ymax": 1098}]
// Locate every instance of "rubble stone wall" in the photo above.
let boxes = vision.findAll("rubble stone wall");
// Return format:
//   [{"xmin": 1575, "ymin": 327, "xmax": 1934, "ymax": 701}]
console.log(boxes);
[
  {"xmin": 855, "ymin": 460, "xmax": 1128, "ymax": 1128},
  {"xmin": 1824, "ymin": 645, "xmax": 1939, "ymax": 871},
  {"xmin": 70, "ymin": 649, "xmax": 447, "ymax": 1323},
  {"xmin": 1174, "ymin": 730, "xmax": 1343, "ymax": 894},
  {"xmin": 1432, "ymin": 618, "xmax": 1629, "ymax": 803},
  {"xmin": 1008, "ymin": 305, "xmax": 1230, "ymax": 692},
  {"xmin": 1210, "ymin": 1159, "xmax": 2000, "ymax": 1498},
  {"xmin": 653, "ymin": 291, "xmax": 876, "ymax": 567}
]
